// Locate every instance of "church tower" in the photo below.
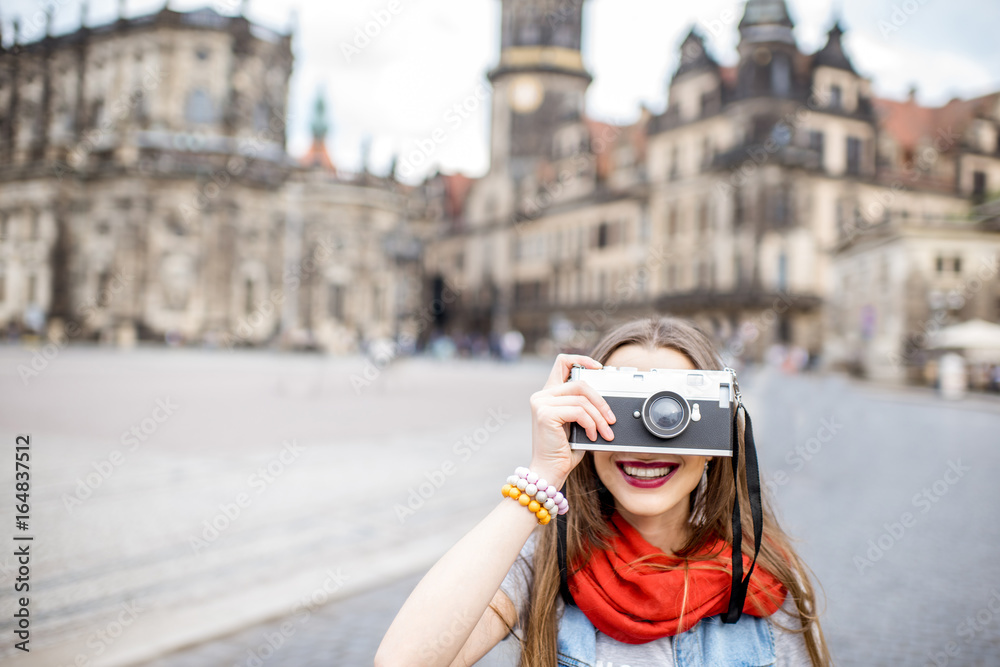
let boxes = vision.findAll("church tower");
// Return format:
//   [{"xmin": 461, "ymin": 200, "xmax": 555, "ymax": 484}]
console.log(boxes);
[
  {"xmin": 487, "ymin": 0, "xmax": 591, "ymax": 177},
  {"xmin": 735, "ymin": 0, "xmax": 799, "ymax": 101}
]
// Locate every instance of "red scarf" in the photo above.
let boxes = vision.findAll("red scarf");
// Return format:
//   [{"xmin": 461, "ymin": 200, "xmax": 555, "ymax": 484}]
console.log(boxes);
[{"xmin": 567, "ymin": 512, "xmax": 787, "ymax": 644}]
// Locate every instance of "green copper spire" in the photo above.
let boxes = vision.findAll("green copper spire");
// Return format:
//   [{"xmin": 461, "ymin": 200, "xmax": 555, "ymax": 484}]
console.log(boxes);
[{"xmin": 311, "ymin": 90, "xmax": 329, "ymax": 141}]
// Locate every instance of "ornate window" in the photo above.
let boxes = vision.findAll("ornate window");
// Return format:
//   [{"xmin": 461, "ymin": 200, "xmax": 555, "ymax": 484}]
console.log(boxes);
[
  {"xmin": 846, "ymin": 137, "xmax": 862, "ymax": 175},
  {"xmin": 829, "ymin": 85, "xmax": 843, "ymax": 110}
]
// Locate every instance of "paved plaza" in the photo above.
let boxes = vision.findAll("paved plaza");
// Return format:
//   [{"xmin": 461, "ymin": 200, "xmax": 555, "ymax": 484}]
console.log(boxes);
[{"xmin": 1, "ymin": 345, "xmax": 999, "ymax": 666}]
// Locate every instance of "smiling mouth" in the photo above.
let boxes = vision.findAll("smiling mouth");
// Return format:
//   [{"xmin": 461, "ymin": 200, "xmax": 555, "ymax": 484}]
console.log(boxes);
[{"xmin": 616, "ymin": 461, "xmax": 679, "ymax": 481}]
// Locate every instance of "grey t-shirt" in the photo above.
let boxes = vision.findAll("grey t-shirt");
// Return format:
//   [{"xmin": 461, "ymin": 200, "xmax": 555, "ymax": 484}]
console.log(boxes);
[{"xmin": 499, "ymin": 533, "xmax": 812, "ymax": 667}]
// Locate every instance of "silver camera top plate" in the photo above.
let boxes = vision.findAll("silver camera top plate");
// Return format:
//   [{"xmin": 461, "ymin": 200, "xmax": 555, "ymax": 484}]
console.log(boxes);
[{"xmin": 570, "ymin": 366, "xmax": 736, "ymax": 408}]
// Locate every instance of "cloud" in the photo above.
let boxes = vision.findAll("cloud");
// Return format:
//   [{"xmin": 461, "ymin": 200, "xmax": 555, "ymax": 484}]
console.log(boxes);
[
  {"xmin": 847, "ymin": 28, "xmax": 999, "ymax": 104},
  {"xmin": 2, "ymin": 0, "xmax": 998, "ymax": 179}
]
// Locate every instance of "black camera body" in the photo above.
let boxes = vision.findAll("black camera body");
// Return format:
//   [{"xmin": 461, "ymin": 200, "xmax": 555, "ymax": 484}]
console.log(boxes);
[{"xmin": 568, "ymin": 366, "xmax": 737, "ymax": 456}]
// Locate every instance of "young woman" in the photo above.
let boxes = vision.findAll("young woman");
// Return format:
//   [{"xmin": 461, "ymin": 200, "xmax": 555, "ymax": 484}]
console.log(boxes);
[{"xmin": 377, "ymin": 317, "xmax": 830, "ymax": 666}]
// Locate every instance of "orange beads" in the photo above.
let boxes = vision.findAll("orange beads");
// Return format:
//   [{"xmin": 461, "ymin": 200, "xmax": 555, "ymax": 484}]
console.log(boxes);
[{"xmin": 502, "ymin": 472, "xmax": 562, "ymax": 526}]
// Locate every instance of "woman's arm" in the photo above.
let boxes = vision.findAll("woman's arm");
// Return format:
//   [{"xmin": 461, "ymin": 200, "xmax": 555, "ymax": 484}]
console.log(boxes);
[
  {"xmin": 375, "ymin": 355, "xmax": 616, "ymax": 667},
  {"xmin": 376, "ymin": 499, "xmax": 537, "ymax": 667}
]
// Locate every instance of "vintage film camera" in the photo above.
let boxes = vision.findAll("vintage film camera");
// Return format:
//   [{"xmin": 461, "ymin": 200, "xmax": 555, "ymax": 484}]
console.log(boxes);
[{"xmin": 568, "ymin": 365, "xmax": 739, "ymax": 456}]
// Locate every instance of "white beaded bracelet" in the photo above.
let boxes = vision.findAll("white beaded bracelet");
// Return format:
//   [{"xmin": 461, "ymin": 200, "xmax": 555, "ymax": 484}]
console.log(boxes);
[{"xmin": 506, "ymin": 466, "xmax": 569, "ymax": 516}]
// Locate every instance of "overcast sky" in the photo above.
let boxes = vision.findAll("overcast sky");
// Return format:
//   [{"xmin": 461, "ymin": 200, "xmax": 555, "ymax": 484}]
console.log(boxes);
[{"xmin": 5, "ymin": 0, "xmax": 1000, "ymax": 183}]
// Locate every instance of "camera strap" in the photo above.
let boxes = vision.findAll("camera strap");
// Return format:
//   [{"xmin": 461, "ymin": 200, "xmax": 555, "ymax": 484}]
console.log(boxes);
[
  {"xmin": 557, "ymin": 506, "xmax": 573, "ymax": 606},
  {"xmin": 723, "ymin": 403, "xmax": 764, "ymax": 624}
]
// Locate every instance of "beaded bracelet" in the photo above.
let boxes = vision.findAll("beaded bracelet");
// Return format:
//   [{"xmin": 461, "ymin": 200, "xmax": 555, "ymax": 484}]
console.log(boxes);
[{"xmin": 501, "ymin": 466, "xmax": 569, "ymax": 525}]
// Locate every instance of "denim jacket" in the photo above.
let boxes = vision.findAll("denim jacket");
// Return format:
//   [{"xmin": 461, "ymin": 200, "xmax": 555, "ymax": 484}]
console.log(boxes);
[{"xmin": 556, "ymin": 604, "xmax": 776, "ymax": 667}]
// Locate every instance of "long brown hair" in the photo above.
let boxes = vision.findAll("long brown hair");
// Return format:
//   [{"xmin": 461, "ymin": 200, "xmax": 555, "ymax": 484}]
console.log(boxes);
[{"xmin": 506, "ymin": 317, "xmax": 831, "ymax": 666}]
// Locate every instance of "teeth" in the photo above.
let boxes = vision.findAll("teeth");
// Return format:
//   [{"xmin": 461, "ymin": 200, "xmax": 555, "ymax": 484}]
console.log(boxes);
[{"xmin": 622, "ymin": 465, "xmax": 675, "ymax": 479}]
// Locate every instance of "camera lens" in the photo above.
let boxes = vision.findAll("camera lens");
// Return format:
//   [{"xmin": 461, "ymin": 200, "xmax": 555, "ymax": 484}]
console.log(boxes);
[
  {"xmin": 649, "ymin": 396, "xmax": 684, "ymax": 430},
  {"xmin": 640, "ymin": 390, "xmax": 691, "ymax": 439}
]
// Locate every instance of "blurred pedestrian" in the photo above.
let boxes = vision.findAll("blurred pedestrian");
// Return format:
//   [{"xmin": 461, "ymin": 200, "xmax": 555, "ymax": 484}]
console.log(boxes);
[{"xmin": 500, "ymin": 330, "xmax": 525, "ymax": 362}]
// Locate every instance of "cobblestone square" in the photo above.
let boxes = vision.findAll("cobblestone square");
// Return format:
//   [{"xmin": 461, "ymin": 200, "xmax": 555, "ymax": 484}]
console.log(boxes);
[{"xmin": 1, "ymin": 347, "xmax": 999, "ymax": 666}]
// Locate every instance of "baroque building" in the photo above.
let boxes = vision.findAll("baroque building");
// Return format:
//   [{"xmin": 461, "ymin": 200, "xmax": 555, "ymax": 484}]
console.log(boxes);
[
  {"xmin": 0, "ymin": 4, "xmax": 420, "ymax": 352},
  {"xmin": 421, "ymin": 0, "xmax": 1000, "ymax": 381},
  {"xmin": 2, "ymin": 0, "xmax": 998, "ymax": 381}
]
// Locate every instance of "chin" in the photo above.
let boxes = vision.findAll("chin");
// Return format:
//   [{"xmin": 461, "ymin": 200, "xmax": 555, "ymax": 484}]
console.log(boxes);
[{"xmin": 614, "ymin": 495, "xmax": 687, "ymax": 518}]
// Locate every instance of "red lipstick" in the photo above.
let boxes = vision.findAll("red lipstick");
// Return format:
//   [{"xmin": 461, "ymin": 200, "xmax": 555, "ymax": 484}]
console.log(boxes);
[{"xmin": 615, "ymin": 460, "xmax": 679, "ymax": 489}]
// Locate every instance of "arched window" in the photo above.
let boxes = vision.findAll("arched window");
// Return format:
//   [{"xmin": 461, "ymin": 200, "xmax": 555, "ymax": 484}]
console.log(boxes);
[
  {"xmin": 771, "ymin": 54, "xmax": 790, "ymax": 97},
  {"xmin": 244, "ymin": 278, "xmax": 255, "ymax": 315}
]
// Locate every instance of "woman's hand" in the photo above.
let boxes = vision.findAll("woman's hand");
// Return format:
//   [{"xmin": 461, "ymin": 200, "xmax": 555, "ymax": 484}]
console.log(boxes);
[{"xmin": 528, "ymin": 354, "xmax": 617, "ymax": 489}]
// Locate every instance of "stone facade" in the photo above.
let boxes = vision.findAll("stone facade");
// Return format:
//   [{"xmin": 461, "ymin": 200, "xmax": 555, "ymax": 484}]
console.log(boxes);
[
  {"xmin": 0, "ymin": 6, "xmax": 421, "ymax": 352},
  {"xmin": 3, "ymin": 1, "xmax": 999, "ymax": 379},
  {"xmin": 420, "ymin": 0, "xmax": 1000, "ymax": 380}
]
